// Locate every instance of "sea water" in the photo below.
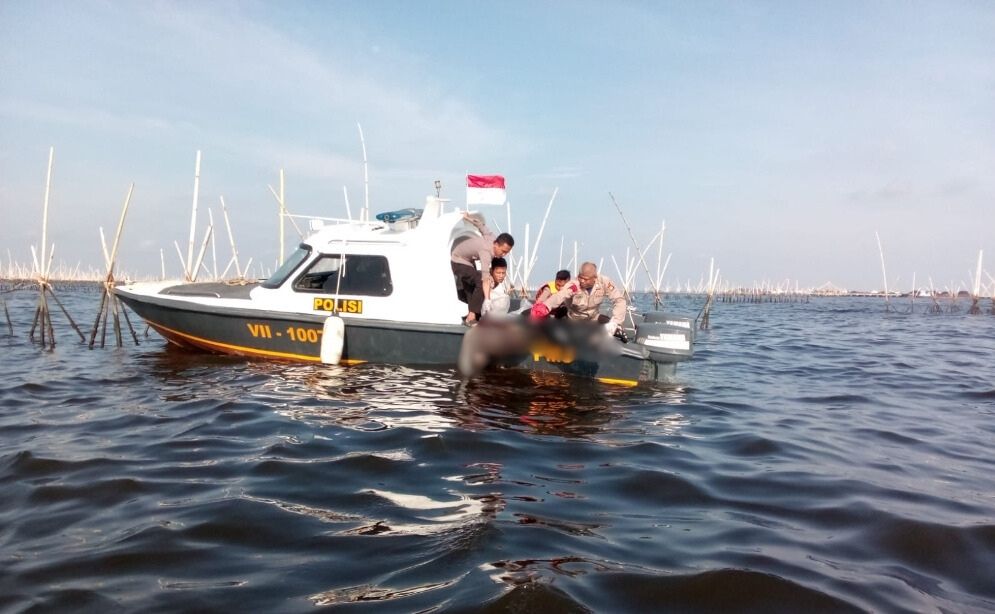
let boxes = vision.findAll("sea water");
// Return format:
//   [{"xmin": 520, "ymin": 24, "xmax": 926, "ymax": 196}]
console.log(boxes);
[{"xmin": 1, "ymin": 288, "xmax": 993, "ymax": 612}]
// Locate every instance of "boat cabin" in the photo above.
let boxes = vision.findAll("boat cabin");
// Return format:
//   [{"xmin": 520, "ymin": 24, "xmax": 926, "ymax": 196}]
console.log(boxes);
[{"xmin": 248, "ymin": 197, "xmax": 491, "ymax": 325}]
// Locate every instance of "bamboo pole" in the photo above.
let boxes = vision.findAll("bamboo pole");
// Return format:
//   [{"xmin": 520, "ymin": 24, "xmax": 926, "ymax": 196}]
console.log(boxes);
[
  {"xmin": 208, "ymin": 208, "xmax": 218, "ymax": 280},
  {"xmin": 2, "ymin": 298, "xmax": 12, "ymax": 335},
  {"xmin": 358, "ymin": 123, "xmax": 369, "ymax": 222},
  {"xmin": 219, "ymin": 196, "xmax": 241, "ymax": 278},
  {"xmin": 46, "ymin": 286, "xmax": 85, "ymax": 342},
  {"xmin": 969, "ymin": 249, "xmax": 983, "ymax": 314},
  {"xmin": 268, "ymin": 180, "xmax": 304, "ymax": 241},
  {"xmin": 41, "ymin": 147, "xmax": 54, "ymax": 278},
  {"xmin": 120, "ymin": 297, "xmax": 140, "ymax": 345},
  {"xmin": 190, "ymin": 224, "xmax": 213, "ymax": 283},
  {"xmin": 525, "ymin": 188, "xmax": 558, "ymax": 281},
  {"xmin": 186, "ymin": 150, "xmax": 202, "ymax": 281},
  {"xmin": 521, "ymin": 223, "xmax": 531, "ymax": 294},
  {"xmin": 173, "ymin": 240, "xmax": 187, "ymax": 276},
  {"xmin": 90, "ymin": 184, "xmax": 136, "ymax": 348},
  {"xmin": 343, "ymin": 186, "xmax": 353, "ymax": 221},
  {"xmin": 88, "ymin": 288, "xmax": 109, "ymax": 348},
  {"xmin": 608, "ymin": 192, "xmax": 662, "ymax": 306},
  {"xmin": 278, "ymin": 168, "xmax": 285, "ymax": 265},
  {"xmin": 908, "ymin": 271, "xmax": 916, "ymax": 313},
  {"xmin": 655, "ymin": 220, "xmax": 665, "ymax": 288},
  {"xmin": 44, "ymin": 293, "xmax": 55, "ymax": 347},
  {"xmin": 108, "ymin": 184, "xmax": 133, "ymax": 273},
  {"xmin": 874, "ymin": 231, "xmax": 894, "ymax": 312}
]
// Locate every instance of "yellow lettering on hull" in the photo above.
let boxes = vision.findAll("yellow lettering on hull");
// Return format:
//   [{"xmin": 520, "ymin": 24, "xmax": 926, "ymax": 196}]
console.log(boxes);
[{"xmin": 312, "ymin": 297, "xmax": 363, "ymax": 314}]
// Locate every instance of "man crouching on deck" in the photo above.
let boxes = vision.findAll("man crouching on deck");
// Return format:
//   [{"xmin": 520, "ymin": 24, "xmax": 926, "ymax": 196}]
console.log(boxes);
[
  {"xmin": 531, "ymin": 261, "xmax": 627, "ymax": 336},
  {"xmin": 451, "ymin": 213, "xmax": 514, "ymax": 325}
]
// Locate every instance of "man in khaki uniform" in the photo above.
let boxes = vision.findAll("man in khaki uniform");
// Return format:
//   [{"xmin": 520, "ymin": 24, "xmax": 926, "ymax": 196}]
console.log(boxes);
[
  {"xmin": 451, "ymin": 213, "xmax": 514, "ymax": 324},
  {"xmin": 533, "ymin": 261, "xmax": 627, "ymax": 333}
]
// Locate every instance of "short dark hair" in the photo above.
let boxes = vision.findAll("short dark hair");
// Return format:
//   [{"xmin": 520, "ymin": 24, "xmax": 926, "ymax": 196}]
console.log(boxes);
[
  {"xmin": 495, "ymin": 233, "xmax": 515, "ymax": 247},
  {"xmin": 555, "ymin": 269, "xmax": 571, "ymax": 281},
  {"xmin": 491, "ymin": 257, "xmax": 507, "ymax": 270}
]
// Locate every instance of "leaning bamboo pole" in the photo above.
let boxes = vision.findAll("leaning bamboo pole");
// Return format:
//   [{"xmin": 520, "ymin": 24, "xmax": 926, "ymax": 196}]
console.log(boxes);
[
  {"xmin": 875, "ymin": 231, "xmax": 895, "ymax": 312},
  {"xmin": 2, "ymin": 297, "xmax": 12, "ymax": 335},
  {"xmin": 89, "ymin": 183, "xmax": 139, "ymax": 348},
  {"xmin": 190, "ymin": 223, "xmax": 214, "ymax": 283},
  {"xmin": 268, "ymin": 173, "xmax": 303, "ymax": 259},
  {"xmin": 609, "ymin": 192, "xmax": 663, "ymax": 307},
  {"xmin": 219, "ymin": 196, "xmax": 242, "ymax": 279},
  {"xmin": 525, "ymin": 188, "xmax": 558, "ymax": 283}
]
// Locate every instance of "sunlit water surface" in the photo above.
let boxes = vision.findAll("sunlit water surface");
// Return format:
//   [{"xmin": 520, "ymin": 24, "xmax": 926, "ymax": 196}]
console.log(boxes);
[{"xmin": 1, "ymin": 289, "xmax": 993, "ymax": 612}]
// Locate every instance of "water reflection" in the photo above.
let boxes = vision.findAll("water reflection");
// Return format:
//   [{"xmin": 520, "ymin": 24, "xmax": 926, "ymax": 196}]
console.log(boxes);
[{"xmin": 137, "ymin": 346, "xmax": 691, "ymax": 440}]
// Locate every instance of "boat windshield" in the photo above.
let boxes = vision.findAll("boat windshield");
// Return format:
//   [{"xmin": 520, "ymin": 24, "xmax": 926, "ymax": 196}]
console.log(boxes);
[{"xmin": 261, "ymin": 245, "xmax": 312, "ymax": 289}]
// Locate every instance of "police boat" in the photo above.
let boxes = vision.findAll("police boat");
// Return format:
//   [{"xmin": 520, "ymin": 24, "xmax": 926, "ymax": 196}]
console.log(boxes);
[{"xmin": 115, "ymin": 197, "xmax": 694, "ymax": 385}]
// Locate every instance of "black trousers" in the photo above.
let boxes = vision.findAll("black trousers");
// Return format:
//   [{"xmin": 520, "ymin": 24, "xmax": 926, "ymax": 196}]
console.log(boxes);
[{"xmin": 452, "ymin": 262, "xmax": 484, "ymax": 316}]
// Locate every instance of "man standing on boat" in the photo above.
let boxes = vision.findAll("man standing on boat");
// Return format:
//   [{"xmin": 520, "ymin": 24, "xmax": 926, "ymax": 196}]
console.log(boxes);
[
  {"xmin": 531, "ymin": 262, "xmax": 627, "ymax": 334},
  {"xmin": 451, "ymin": 213, "xmax": 514, "ymax": 325}
]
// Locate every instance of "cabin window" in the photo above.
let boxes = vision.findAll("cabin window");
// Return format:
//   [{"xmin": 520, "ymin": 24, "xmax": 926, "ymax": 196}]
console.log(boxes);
[
  {"xmin": 261, "ymin": 245, "xmax": 311, "ymax": 289},
  {"xmin": 293, "ymin": 254, "xmax": 393, "ymax": 297}
]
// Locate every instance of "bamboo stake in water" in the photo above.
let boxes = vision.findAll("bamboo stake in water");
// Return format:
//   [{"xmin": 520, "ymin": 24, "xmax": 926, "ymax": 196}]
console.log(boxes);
[
  {"xmin": 40, "ymin": 147, "xmax": 54, "ymax": 277},
  {"xmin": 2, "ymin": 298, "xmax": 12, "ymax": 335},
  {"xmin": 90, "ymin": 183, "xmax": 137, "ymax": 348},
  {"xmin": 45, "ymin": 285, "xmax": 85, "ymax": 342},
  {"xmin": 969, "ymin": 249, "xmax": 984, "ymax": 315},
  {"xmin": 874, "ymin": 231, "xmax": 894, "ymax": 312}
]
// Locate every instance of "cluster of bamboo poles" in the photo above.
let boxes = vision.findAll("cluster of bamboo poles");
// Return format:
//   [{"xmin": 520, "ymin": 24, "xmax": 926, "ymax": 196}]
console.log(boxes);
[
  {"xmin": 172, "ymin": 150, "xmax": 258, "ymax": 284},
  {"xmin": 876, "ymin": 232, "xmax": 992, "ymax": 315},
  {"xmin": 24, "ymin": 148, "xmax": 87, "ymax": 349}
]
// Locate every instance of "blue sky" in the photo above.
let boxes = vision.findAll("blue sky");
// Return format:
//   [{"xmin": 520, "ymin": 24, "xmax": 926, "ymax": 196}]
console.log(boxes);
[{"xmin": 1, "ymin": 1, "xmax": 993, "ymax": 290}]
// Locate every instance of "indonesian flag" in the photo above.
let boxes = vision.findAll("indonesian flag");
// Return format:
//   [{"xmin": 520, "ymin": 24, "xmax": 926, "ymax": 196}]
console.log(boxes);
[{"xmin": 466, "ymin": 174, "xmax": 506, "ymax": 206}]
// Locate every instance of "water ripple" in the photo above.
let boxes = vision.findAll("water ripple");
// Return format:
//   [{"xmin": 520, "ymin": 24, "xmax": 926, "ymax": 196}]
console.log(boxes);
[{"xmin": 0, "ymin": 291, "xmax": 993, "ymax": 611}]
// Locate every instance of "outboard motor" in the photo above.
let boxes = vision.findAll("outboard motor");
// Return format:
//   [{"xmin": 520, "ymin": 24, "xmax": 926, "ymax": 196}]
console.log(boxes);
[{"xmin": 635, "ymin": 312, "xmax": 694, "ymax": 360}]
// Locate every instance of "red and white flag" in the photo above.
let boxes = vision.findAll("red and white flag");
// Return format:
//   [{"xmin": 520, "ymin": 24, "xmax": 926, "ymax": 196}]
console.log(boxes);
[{"xmin": 466, "ymin": 174, "xmax": 506, "ymax": 206}]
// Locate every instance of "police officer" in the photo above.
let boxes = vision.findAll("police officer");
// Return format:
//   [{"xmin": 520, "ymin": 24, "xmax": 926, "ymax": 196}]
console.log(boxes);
[
  {"xmin": 451, "ymin": 213, "xmax": 514, "ymax": 324},
  {"xmin": 531, "ymin": 261, "xmax": 627, "ymax": 334}
]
